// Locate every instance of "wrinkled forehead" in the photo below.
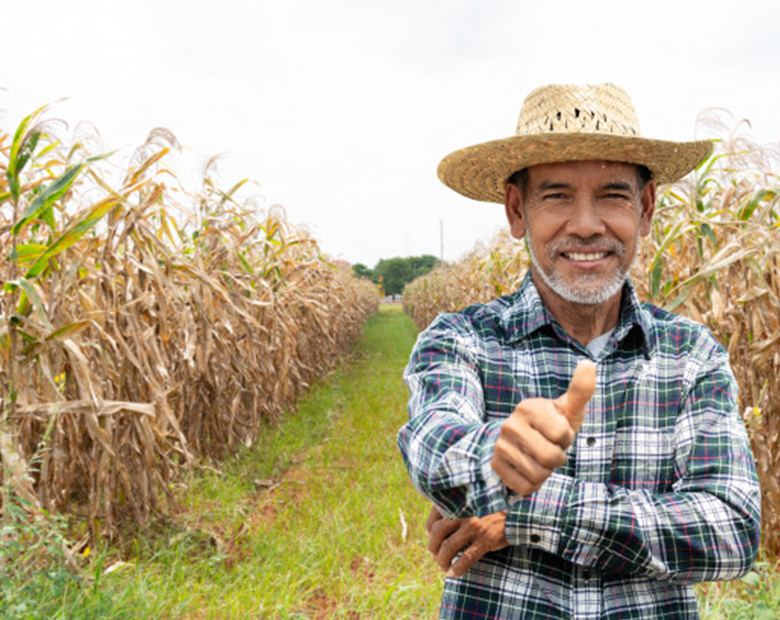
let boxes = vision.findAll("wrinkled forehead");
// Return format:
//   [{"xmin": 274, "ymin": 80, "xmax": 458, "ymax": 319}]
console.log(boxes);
[
  {"xmin": 524, "ymin": 160, "xmax": 647, "ymax": 188},
  {"xmin": 528, "ymin": 159, "xmax": 639, "ymax": 176}
]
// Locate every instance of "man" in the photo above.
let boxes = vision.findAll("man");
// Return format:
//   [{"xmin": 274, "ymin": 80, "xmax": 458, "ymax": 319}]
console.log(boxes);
[{"xmin": 397, "ymin": 83, "xmax": 760, "ymax": 619}]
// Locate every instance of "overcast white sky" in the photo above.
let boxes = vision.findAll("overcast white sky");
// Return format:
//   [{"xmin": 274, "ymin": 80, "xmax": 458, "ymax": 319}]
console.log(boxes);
[{"xmin": 3, "ymin": 0, "xmax": 779, "ymax": 267}]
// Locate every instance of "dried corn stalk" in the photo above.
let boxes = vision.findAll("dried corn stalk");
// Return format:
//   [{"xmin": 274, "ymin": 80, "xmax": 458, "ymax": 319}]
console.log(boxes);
[{"xmin": 0, "ymin": 109, "xmax": 379, "ymax": 538}]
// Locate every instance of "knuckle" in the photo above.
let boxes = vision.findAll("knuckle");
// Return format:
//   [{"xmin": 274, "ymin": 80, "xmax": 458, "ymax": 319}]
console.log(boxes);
[
  {"xmin": 506, "ymin": 408, "xmax": 532, "ymax": 429},
  {"xmin": 559, "ymin": 428, "xmax": 575, "ymax": 448},
  {"xmin": 518, "ymin": 479, "xmax": 542, "ymax": 496},
  {"xmin": 538, "ymin": 448, "xmax": 566, "ymax": 470},
  {"xmin": 491, "ymin": 455, "xmax": 508, "ymax": 476},
  {"xmin": 547, "ymin": 418, "xmax": 574, "ymax": 446},
  {"xmin": 528, "ymin": 467, "xmax": 552, "ymax": 485}
]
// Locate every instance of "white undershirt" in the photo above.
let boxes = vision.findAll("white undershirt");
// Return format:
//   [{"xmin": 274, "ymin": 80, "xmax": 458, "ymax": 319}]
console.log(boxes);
[{"xmin": 586, "ymin": 329, "xmax": 614, "ymax": 357}]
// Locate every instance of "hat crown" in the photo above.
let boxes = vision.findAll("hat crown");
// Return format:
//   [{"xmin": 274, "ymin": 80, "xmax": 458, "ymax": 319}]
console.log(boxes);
[{"xmin": 516, "ymin": 83, "xmax": 641, "ymax": 138}]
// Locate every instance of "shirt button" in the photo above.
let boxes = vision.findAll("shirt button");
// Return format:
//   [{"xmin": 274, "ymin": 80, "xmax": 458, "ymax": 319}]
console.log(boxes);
[
  {"xmin": 582, "ymin": 569, "xmax": 592, "ymax": 580},
  {"xmin": 586, "ymin": 437, "xmax": 597, "ymax": 447},
  {"xmin": 530, "ymin": 534, "xmax": 541, "ymax": 544}
]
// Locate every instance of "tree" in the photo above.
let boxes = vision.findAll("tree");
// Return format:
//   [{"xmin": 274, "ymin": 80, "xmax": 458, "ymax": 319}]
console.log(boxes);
[
  {"xmin": 352, "ymin": 262, "xmax": 373, "ymax": 280},
  {"xmin": 373, "ymin": 254, "xmax": 439, "ymax": 296}
]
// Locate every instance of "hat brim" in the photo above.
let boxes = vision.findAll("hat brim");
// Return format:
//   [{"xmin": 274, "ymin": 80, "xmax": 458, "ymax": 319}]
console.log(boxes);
[{"xmin": 437, "ymin": 133, "xmax": 713, "ymax": 203}]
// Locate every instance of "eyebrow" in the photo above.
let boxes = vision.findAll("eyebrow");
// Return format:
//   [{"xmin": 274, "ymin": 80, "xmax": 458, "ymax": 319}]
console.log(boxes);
[
  {"xmin": 537, "ymin": 181, "xmax": 572, "ymax": 191},
  {"xmin": 601, "ymin": 182, "xmax": 635, "ymax": 192}
]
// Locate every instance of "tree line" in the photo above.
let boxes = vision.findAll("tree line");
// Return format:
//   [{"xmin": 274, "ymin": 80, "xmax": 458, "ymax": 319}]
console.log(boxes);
[{"xmin": 352, "ymin": 255, "xmax": 440, "ymax": 296}]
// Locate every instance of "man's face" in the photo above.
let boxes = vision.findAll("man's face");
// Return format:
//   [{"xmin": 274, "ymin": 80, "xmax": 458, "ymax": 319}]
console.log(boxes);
[{"xmin": 505, "ymin": 160, "xmax": 655, "ymax": 306}]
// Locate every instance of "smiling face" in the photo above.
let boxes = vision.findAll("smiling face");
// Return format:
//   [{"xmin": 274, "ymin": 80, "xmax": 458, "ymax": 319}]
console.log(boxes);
[{"xmin": 505, "ymin": 160, "xmax": 655, "ymax": 309}]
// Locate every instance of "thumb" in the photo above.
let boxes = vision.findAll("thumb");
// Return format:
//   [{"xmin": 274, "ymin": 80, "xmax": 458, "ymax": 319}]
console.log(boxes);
[{"xmin": 555, "ymin": 359, "xmax": 596, "ymax": 434}]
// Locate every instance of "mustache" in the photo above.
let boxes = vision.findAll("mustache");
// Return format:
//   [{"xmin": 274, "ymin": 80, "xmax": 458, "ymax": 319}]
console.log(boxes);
[{"xmin": 547, "ymin": 236, "xmax": 626, "ymax": 258}]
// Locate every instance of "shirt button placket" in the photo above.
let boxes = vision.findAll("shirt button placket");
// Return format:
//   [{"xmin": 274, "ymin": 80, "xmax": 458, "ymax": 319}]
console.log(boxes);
[
  {"xmin": 576, "ymin": 381, "xmax": 602, "ymax": 484},
  {"xmin": 572, "ymin": 566, "xmax": 600, "ymax": 619}
]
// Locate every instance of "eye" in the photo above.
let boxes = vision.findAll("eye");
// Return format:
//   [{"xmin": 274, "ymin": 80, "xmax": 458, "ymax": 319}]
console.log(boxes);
[{"xmin": 602, "ymin": 191, "xmax": 632, "ymax": 201}]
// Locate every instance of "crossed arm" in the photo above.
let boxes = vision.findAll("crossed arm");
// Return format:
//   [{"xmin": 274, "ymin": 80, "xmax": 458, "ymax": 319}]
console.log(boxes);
[
  {"xmin": 424, "ymin": 359, "xmax": 597, "ymax": 577},
  {"xmin": 426, "ymin": 504, "xmax": 508, "ymax": 577},
  {"xmin": 398, "ymin": 319, "xmax": 761, "ymax": 583},
  {"xmin": 421, "ymin": 359, "xmax": 596, "ymax": 577}
]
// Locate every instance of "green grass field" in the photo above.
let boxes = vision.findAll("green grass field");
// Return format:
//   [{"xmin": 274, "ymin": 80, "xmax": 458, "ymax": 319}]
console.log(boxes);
[
  {"xmin": 2, "ymin": 305, "xmax": 777, "ymax": 619},
  {"xmin": 2, "ymin": 305, "xmax": 440, "ymax": 619}
]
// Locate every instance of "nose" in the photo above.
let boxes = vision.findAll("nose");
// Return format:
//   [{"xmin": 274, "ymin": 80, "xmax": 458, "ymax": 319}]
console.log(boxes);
[{"xmin": 565, "ymin": 197, "xmax": 606, "ymax": 238}]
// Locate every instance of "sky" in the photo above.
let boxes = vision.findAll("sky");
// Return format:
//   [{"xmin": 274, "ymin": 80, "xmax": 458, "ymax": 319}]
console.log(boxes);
[{"xmin": 3, "ymin": 0, "xmax": 779, "ymax": 267}]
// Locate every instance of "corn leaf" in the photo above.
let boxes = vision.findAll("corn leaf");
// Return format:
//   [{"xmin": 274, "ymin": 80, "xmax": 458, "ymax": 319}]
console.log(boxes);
[
  {"xmin": 650, "ymin": 256, "xmax": 663, "ymax": 300},
  {"xmin": 14, "ymin": 130, "xmax": 42, "ymax": 181},
  {"xmin": 12, "ymin": 163, "xmax": 85, "ymax": 235},
  {"xmin": 8, "ymin": 243, "xmax": 47, "ymax": 264},
  {"xmin": 128, "ymin": 148, "xmax": 169, "ymax": 185},
  {"xmin": 647, "ymin": 220, "xmax": 694, "ymax": 276},
  {"xmin": 237, "ymin": 251, "xmax": 254, "ymax": 275},
  {"xmin": 45, "ymin": 320, "xmax": 91, "ymax": 342},
  {"xmin": 737, "ymin": 189, "xmax": 769, "ymax": 221},
  {"xmin": 25, "ymin": 196, "xmax": 118, "ymax": 279},
  {"xmin": 6, "ymin": 104, "xmax": 54, "ymax": 202},
  {"xmin": 16, "ymin": 277, "xmax": 53, "ymax": 331},
  {"xmin": 663, "ymin": 285, "xmax": 694, "ymax": 313},
  {"xmin": 699, "ymin": 223, "xmax": 718, "ymax": 246}
]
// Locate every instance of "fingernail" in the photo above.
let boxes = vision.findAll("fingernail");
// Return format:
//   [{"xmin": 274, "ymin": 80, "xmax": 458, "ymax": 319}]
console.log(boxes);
[{"xmin": 446, "ymin": 568, "xmax": 457, "ymax": 578}]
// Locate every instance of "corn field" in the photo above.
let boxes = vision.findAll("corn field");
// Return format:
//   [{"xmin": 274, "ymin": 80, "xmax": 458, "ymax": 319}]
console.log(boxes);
[
  {"xmin": 403, "ymin": 118, "xmax": 780, "ymax": 556},
  {"xmin": 0, "ymin": 106, "xmax": 379, "ymax": 539}
]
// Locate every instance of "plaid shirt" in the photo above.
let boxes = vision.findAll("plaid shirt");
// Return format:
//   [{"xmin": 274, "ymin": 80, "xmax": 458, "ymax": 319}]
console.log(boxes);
[{"xmin": 398, "ymin": 273, "xmax": 760, "ymax": 619}]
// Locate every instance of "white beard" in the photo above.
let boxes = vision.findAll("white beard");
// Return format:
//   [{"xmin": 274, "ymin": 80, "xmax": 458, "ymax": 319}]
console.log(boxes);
[{"xmin": 526, "ymin": 232, "xmax": 637, "ymax": 306}]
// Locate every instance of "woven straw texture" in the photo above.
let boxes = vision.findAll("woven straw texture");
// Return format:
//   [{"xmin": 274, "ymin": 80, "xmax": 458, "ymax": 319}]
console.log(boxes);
[{"xmin": 438, "ymin": 83, "xmax": 713, "ymax": 203}]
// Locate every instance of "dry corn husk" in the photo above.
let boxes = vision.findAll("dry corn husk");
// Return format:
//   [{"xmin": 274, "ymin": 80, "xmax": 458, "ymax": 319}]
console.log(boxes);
[{"xmin": 1, "ymin": 118, "xmax": 379, "ymax": 539}]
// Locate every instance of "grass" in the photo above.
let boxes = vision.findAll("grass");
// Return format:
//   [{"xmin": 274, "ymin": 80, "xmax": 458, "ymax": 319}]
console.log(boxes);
[
  {"xmin": 3, "ymin": 304, "xmax": 779, "ymax": 618},
  {"xmin": 74, "ymin": 304, "xmax": 439, "ymax": 619},
  {"xmin": 695, "ymin": 558, "xmax": 780, "ymax": 620}
]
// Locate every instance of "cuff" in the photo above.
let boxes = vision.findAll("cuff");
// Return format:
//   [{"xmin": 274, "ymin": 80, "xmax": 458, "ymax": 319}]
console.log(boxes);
[
  {"xmin": 473, "ymin": 421, "xmax": 512, "ymax": 516},
  {"xmin": 504, "ymin": 472, "xmax": 574, "ymax": 554}
]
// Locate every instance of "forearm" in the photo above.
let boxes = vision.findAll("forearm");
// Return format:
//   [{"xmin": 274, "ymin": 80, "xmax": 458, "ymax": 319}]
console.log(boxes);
[
  {"xmin": 398, "ymin": 410, "xmax": 509, "ymax": 518},
  {"xmin": 505, "ymin": 471, "xmax": 760, "ymax": 582},
  {"xmin": 399, "ymin": 315, "xmax": 513, "ymax": 518}
]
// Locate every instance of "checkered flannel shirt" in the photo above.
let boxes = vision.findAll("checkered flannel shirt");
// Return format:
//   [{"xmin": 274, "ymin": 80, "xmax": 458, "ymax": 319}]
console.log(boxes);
[{"xmin": 398, "ymin": 273, "xmax": 760, "ymax": 619}]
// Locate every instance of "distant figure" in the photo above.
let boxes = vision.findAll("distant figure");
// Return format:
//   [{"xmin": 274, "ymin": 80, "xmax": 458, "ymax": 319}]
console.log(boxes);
[{"xmin": 398, "ymin": 83, "xmax": 760, "ymax": 619}]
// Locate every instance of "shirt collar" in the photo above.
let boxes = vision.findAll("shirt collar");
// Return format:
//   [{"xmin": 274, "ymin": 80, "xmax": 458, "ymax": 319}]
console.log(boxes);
[{"xmin": 501, "ymin": 272, "xmax": 653, "ymax": 358}]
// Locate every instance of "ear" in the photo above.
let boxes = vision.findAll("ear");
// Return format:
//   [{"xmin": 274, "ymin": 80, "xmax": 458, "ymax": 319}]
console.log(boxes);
[
  {"xmin": 504, "ymin": 183, "xmax": 526, "ymax": 240},
  {"xmin": 638, "ymin": 181, "xmax": 656, "ymax": 237}
]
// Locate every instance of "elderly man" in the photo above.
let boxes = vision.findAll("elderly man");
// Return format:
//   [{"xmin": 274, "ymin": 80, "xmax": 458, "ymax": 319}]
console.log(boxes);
[{"xmin": 397, "ymin": 83, "xmax": 760, "ymax": 619}]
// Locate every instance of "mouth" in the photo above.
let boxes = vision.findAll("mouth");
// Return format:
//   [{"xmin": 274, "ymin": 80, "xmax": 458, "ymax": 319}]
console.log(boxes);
[{"xmin": 562, "ymin": 251, "xmax": 610, "ymax": 262}]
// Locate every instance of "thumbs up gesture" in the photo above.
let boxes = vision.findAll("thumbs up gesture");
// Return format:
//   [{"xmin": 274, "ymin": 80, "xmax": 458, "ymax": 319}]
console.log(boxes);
[{"xmin": 491, "ymin": 360, "xmax": 596, "ymax": 496}]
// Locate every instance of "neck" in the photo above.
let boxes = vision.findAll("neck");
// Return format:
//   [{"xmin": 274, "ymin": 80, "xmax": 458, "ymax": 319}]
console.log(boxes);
[{"xmin": 531, "ymin": 270, "xmax": 623, "ymax": 345}]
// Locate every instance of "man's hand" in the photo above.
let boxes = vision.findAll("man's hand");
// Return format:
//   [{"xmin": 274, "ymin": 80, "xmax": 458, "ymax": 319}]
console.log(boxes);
[
  {"xmin": 426, "ymin": 505, "xmax": 509, "ymax": 578},
  {"xmin": 491, "ymin": 359, "xmax": 596, "ymax": 495}
]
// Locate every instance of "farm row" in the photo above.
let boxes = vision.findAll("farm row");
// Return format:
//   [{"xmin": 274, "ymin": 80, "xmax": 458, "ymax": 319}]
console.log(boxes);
[{"xmin": 0, "ymin": 108, "xmax": 379, "ymax": 538}]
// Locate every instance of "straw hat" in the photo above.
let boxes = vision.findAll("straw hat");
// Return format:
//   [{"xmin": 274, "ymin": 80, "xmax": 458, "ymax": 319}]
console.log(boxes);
[{"xmin": 437, "ymin": 83, "xmax": 713, "ymax": 203}]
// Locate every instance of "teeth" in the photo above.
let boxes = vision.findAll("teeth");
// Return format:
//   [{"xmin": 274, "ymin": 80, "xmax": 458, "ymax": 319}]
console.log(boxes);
[{"xmin": 566, "ymin": 252, "xmax": 608, "ymax": 261}]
